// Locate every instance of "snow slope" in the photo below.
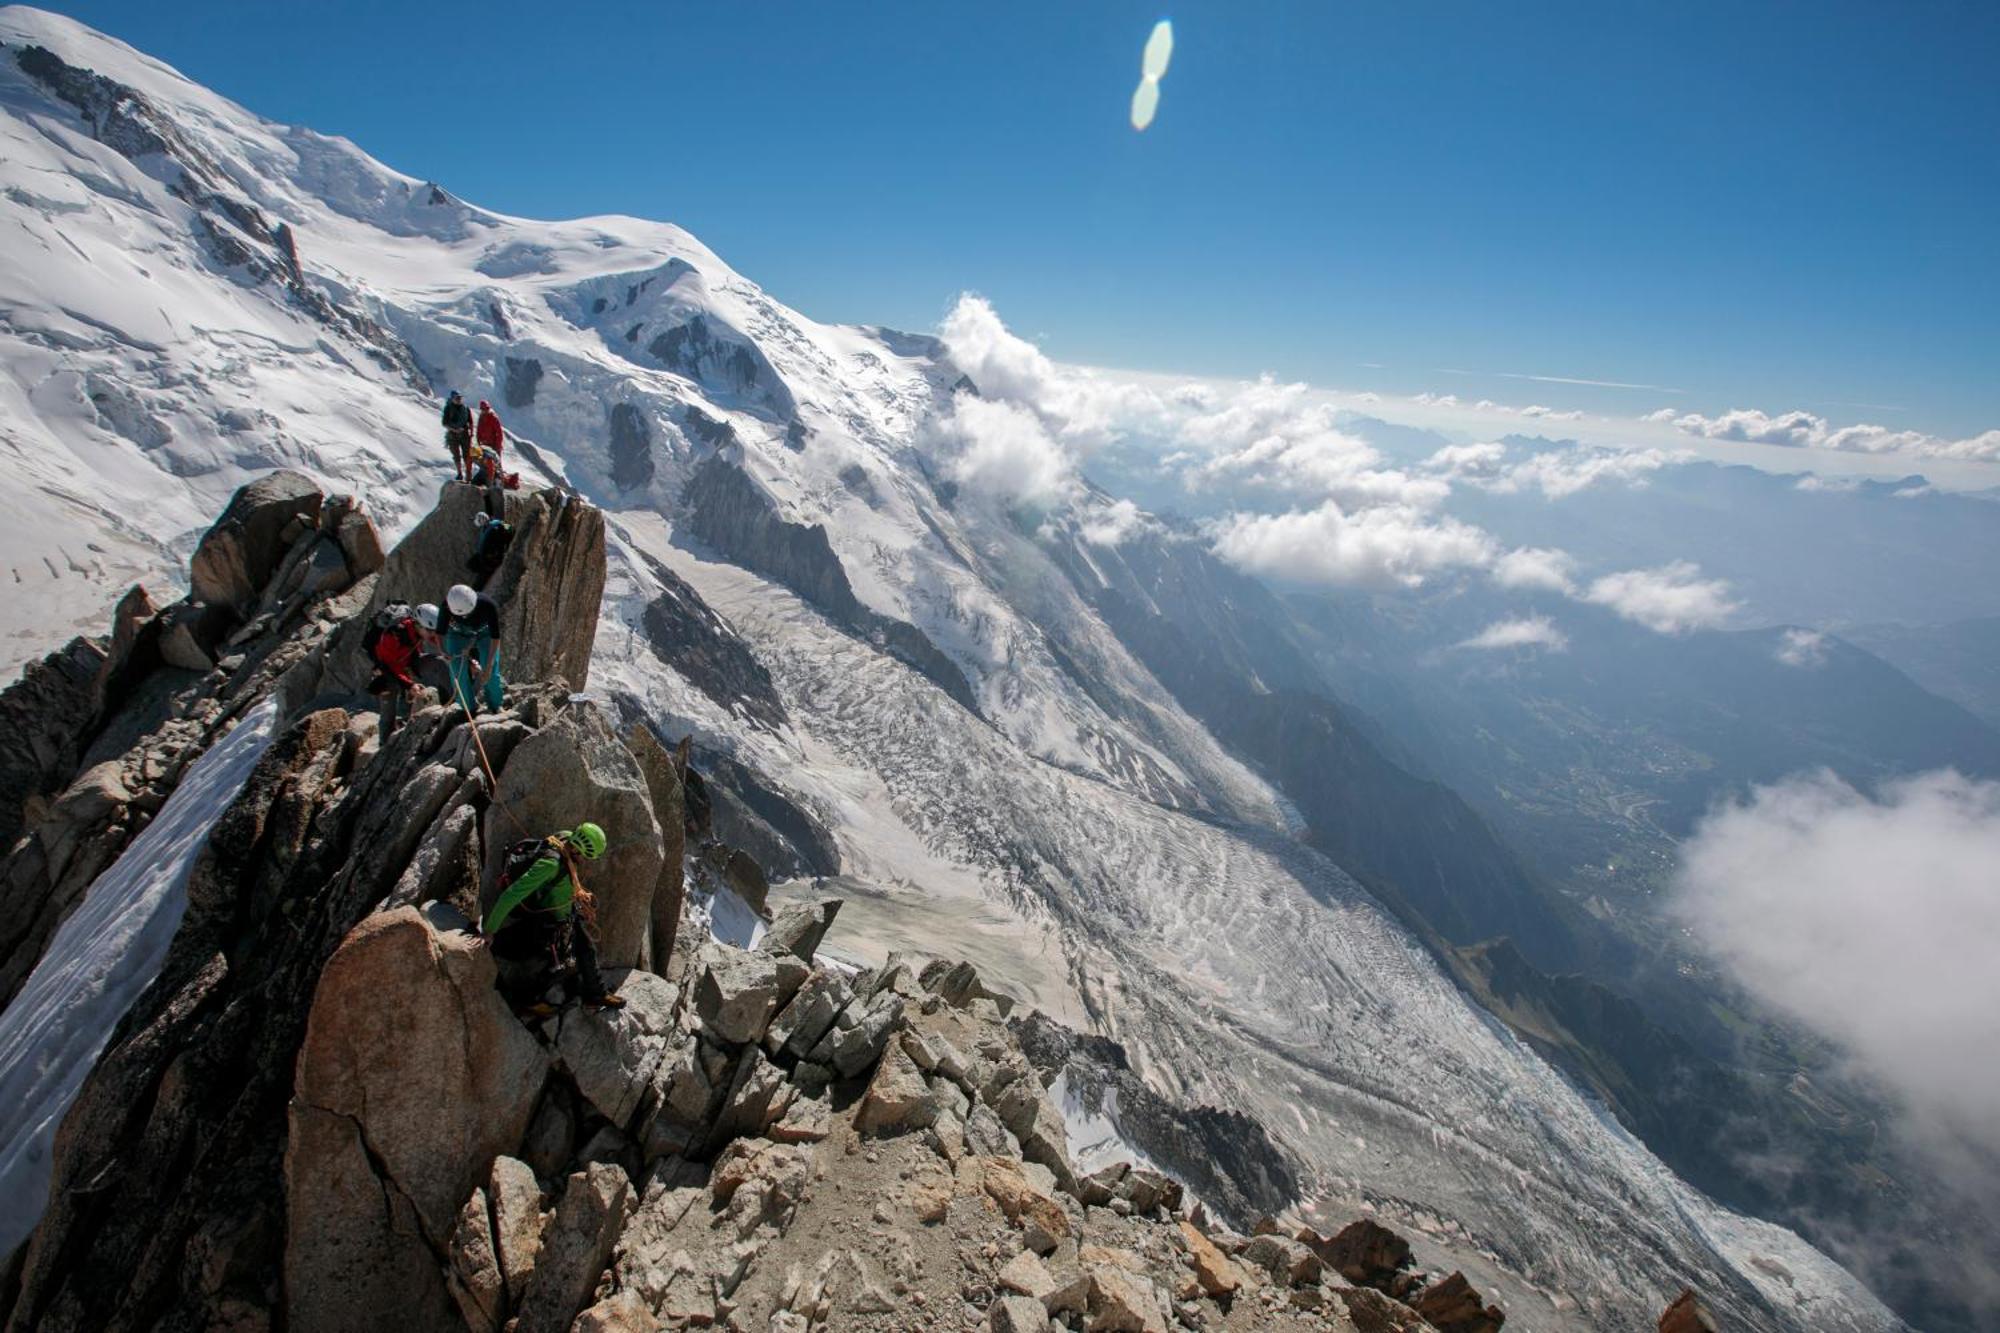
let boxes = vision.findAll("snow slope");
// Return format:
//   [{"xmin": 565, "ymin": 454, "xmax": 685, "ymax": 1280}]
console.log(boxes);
[
  {"xmin": 0, "ymin": 696, "xmax": 275, "ymax": 1257},
  {"xmin": 0, "ymin": 9, "xmax": 1898, "ymax": 1329}
]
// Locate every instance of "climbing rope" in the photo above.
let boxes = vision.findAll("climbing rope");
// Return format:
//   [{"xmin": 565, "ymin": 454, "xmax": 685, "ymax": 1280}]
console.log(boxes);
[
  {"xmin": 444, "ymin": 649, "xmax": 597, "ymax": 929},
  {"xmin": 444, "ymin": 645, "xmax": 531, "ymax": 841}
]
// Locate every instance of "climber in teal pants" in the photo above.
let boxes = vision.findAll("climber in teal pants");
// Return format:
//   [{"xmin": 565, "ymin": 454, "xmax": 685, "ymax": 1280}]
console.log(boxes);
[{"xmin": 442, "ymin": 582, "xmax": 504, "ymax": 714}]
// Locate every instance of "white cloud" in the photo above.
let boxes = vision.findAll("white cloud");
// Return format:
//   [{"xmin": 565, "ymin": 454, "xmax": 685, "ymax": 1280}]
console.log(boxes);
[
  {"xmin": 939, "ymin": 294, "xmax": 1164, "ymax": 450},
  {"xmin": 1490, "ymin": 445, "xmax": 1685, "ymax": 499},
  {"xmin": 1208, "ymin": 502, "xmax": 1497, "ymax": 589},
  {"xmin": 1413, "ymin": 392, "xmax": 1461, "ymax": 407},
  {"xmin": 1659, "ymin": 407, "xmax": 2000, "ymax": 463},
  {"xmin": 1457, "ymin": 615, "xmax": 1568, "ymax": 652},
  {"xmin": 932, "ymin": 393, "xmax": 1076, "ymax": 508},
  {"xmin": 1583, "ymin": 561, "xmax": 1739, "ymax": 633},
  {"xmin": 1674, "ymin": 769, "xmax": 2000, "ymax": 1164},
  {"xmin": 1078, "ymin": 497, "xmax": 1150, "ymax": 546},
  {"xmin": 1425, "ymin": 441, "xmax": 1686, "ymax": 499},
  {"xmin": 1492, "ymin": 546, "xmax": 1578, "ymax": 594},
  {"xmin": 1424, "ymin": 441, "xmax": 1508, "ymax": 482},
  {"xmin": 1775, "ymin": 628, "xmax": 1828, "ymax": 668}
]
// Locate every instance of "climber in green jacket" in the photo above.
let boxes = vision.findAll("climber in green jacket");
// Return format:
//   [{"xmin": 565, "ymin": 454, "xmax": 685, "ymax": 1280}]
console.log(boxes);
[{"xmin": 484, "ymin": 822, "xmax": 626, "ymax": 1012}]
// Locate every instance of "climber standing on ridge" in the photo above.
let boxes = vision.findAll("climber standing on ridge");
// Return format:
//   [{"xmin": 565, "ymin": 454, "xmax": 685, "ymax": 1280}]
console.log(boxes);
[
  {"xmin": 484, "ymin": 822, "xmax": 626, "ymax": 1013},
  {"xmin": 441, "ymin": 582, "xmax": 504, "ymax": 715},
  {"xmin": 441, "ymin": 389, "xmax": 473, "ymax": 482},
  {"xmin": 475, "ymin": 398, "xmax": 504, "ymax": 464}
]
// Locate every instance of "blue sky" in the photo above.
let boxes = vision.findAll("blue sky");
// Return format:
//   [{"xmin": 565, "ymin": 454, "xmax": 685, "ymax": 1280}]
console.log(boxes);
[{"xmin": 40, "ymin": 0, "xmax": 2000, "ymax": 436}]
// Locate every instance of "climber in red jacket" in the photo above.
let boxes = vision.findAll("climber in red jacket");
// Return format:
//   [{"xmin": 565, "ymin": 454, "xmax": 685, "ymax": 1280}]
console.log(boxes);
[
  {"xmin": 475, "ymin": 399, "xmax": 504, "ymax": 459},
  {"xmin": 363, "ymin": 602, "xmax": 425, "ymax": 736}
]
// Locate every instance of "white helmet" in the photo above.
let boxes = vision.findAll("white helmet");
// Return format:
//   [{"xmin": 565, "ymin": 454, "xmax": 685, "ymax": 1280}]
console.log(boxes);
[
  {"xmin": 414, "ymin": 602, "xmax": 440, "ymax": 631},
  {"xmin": 446, "ymin": 584, "xmax": 477, "ymax": 617},
  {"xmin": 472, "ymin": 512, "xmax": 491, "ymax": 529}
]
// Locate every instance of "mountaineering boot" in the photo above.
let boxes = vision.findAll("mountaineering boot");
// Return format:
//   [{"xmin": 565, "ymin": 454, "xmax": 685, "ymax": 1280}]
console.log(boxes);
[
  {"xmin": 585, "ymin": 993, "xmax": 626, "ymax": 1011},
  {"xmin": 518, "ymin": 1001, "xmax": 559, "ymax": 1020}
]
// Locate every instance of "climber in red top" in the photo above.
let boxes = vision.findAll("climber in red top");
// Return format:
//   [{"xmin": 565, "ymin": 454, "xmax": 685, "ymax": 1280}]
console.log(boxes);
[
  {"xmin": 475, "ymin": 399, "xmax": 504, "ymax": 459},
  {"xmin": 363, "ymin": 602, "xmax": 427, "ymax": 736}
]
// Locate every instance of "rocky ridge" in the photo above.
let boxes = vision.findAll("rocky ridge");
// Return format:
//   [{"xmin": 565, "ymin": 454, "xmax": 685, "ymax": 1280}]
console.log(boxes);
[{"xmin": 0, "ymin": 476, "xmax": 1612, "ymax": 1333}]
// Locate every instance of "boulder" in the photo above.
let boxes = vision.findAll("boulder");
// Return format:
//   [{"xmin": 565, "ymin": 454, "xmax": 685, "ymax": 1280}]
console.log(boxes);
[
  {"xmin": 1410, "ymin": 1271, "xmax": 1505, "ymax": 1333},
  {"xmin": 489, "ymin": 1155, "xmax": 547, "ymax": 1303},
  {"xmin": 285, "ymin": 904, "xmax": 549, "ymax": 1332},
  {"xmin": 990, "ymin": 1292, "xmax": 1051, "ymax": 1333},
  {"xmin": 611, "ymin": 1158, "xmax": 710, "ymax": 1307},
  {"xmin": 484, "ymin": 702, "xmax": 664, "ymax": 970},
  {"xmin": 1242, "ymin": 1234, "xmax": 1322, "ymax": 1287},
  {"xmin": 998, "ymin": 1251, "xmax": 1058, "ymax": 1301},
  {"xmin": 764, "ymin": 968, "xmax": 851, "ymax": 1057},
  {"xmin": 855, "ymin": 1040, "xmax": 936, "ymax": 1135},
  {"xmin": 1086, "ymin": 1266, "xmax": 1166, "ymax": 1333},
  {"xmin": 760, "ymin": 897, "xmax": 840, "ymax": 962},
  {"xmin": 1312, "ymin": 1218, "xmax": 1414, "ymax": 1291},
  {"xmin": 574, "ymin": 1290, "xmax": 663, "ymax": 1332},
  {"xmin": 809, "ymin": 987, "xmax": 904, "ymax": 1077},
  {"xmin": 554, "ymin": 969, "xmax": 679, "ymax": 1127},
  {"xmin": 446, "ymin": 1187, "xmax": 504, "ymax": 1333},
  {"xmin": 514, "ymin": 1164, "xmax": 631, "ymax": 1333},
  {"xmin": 695, "ymin": 944, "xmax": 807, "ymax": 1046},
  {"xmin": 1178, "ymin": 1220, "xmax": 1243, "ymax": 1299},
  {"xmin": 189, "ymin": 470, "xmax": 323, "ymax": 614},
  {"xmin": 965, "ymin": 1101, "xmax": 1019, "ymax": 1158},
  {"xmin": 327, "ymin": 493, "xmax": 387, "ymax": 579},
  {"xmin": 1659, "ymin": 1289, "xmax": 1720, "ymax": 1333},
  {"xmin": 1337, "ymin": 1286, "xmax": 1434, "ymax": 1333},
  {"xmin": 708, "ymin": 1043, "xmax": 796, "ymax": 1146},
  {"xmin": 981, "ymin": 1156, "xmax": 1070, "ymax": 1251}
]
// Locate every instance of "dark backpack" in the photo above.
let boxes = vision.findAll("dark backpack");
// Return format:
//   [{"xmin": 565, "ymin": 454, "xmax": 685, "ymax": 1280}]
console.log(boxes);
[
  {"xmin": 497, "ymin": 835, "xmax": 563, "ymax": 895},
  {"xmin": 363, "ymin": 602, "xmax": 413, "ymax": 659},
  {"xmin": 468, "ymin": 521, "xmax": 514, "ymax": 576}
]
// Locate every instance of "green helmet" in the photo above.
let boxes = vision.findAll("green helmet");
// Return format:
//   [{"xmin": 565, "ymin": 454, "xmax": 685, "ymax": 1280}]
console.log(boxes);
[{"xmin": 567, "ymin": 822, "xmax": 607, "ymax": 860}]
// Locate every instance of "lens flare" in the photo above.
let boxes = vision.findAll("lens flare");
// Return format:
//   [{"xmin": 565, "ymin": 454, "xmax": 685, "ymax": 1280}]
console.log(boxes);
[
  {"xmin": 1142, "ymin": 20, "xmax": 1174, "ymax": 81},
  {"xmin": 1130, "ymin": 77, "xmax": 1161, "ymax": 131},
  {"xmin": 1130, "ymin": 19, "xmax": 1173, "ymax": 132}
]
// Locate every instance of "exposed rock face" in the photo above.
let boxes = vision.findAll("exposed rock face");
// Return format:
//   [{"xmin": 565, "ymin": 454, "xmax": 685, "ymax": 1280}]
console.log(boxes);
[
  {"xmin": 624, "ymin": 722, "xmax": 687, "ymax": 975},
  {"xmin": 630, "ymin": 547, "xmax": 787, "ymax": 731},
  {"xmin": 516, "ymin": 1164, "xmax": 631, "ymax": 1333},
  {"xmin": 697, "ymin": 748, "xmax": 840, "ymax": 879},
  {"xmin": 0, "ymin": 479, "xmax": 388, "ymax": 1010},
  {"xmin": 646, "ymin": 312, "xmax": 795, "ymax": 418},
  {"xmin": 0, "ymin": 482, "xmax": 615, "ymax": 1332},
  {"xmin": 285, "ymin": 904, "xmax": 549, "ymax": 1331},
  {"xmin": 188, "ymin": 470, "xmax": 324, "ymax": 615},
  {"xmin": 483, "ymin": 702, "xmax": 665, "ymax": 969},
  {"xmin": 680, "ymin": 456, "xmax": 978, "ymax": 713},
  {"xmin": 0, "ymin": 636, "xmax": 110, "ymax": 848},
  {"xmin": 314, "ymin": 483, "xmax": 606, "ymax": 700},
  {"xmin": 504, "ymin": 354, "xmax": 544, "ymax": 407},
  {"xmin": 608, "ymin": 401, "xmax": 655, "ymax": 491}
]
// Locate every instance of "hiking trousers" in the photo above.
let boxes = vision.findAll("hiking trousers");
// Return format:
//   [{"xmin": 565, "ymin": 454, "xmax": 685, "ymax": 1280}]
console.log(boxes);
[
  {"xmin": 493, "ymin": 915, "xmax": 608, "ymax": 1005},
  {"xmin": 443, "ymin": 627, "xmax": 503, "ymax": 713},
  {"xmin": 446, "ymin": 426, "xmax": 471, "ymax": 478}
]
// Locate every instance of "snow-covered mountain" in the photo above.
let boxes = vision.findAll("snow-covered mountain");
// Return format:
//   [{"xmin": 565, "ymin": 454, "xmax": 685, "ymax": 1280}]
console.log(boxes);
[{"xmin": 0, "ymin": 8, "xmax": 1903, "ymax": 1329}]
